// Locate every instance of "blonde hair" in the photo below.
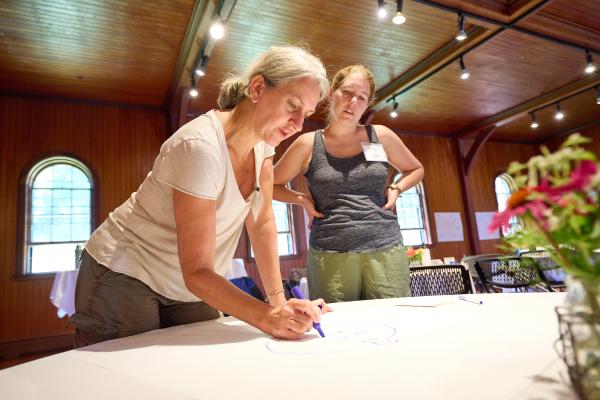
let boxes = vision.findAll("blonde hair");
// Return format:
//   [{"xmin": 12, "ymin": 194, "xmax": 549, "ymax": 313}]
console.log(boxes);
[
  {"xmin": 331, "ymin": 65, "xmax": 376, "ymax": 105},
  {"xmin": 217, "ymin": 45, "xmax": 329, "ymax": 109},
  {"xmin": 327, "ymin": 65, "xmax": 376, "ymax": 124}
]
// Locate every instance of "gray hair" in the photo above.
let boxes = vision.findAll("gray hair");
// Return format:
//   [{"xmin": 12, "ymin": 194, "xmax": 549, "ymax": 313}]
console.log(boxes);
[{"xmin": 217, "ymin": 45, "xmax": 329, "ymax": 109}]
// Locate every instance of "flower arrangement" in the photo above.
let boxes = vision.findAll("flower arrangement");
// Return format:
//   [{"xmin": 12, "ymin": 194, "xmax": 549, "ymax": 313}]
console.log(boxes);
[
  {"xmin": 406, "ymin": 247, "xmax": 425, "ymax": 265},
  {"xmin": 489, "ymin": 133, "xmax": 600, "ymax": 314}
]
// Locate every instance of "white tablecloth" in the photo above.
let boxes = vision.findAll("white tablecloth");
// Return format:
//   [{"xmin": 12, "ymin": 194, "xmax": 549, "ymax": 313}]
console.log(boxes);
[
  {"xmin": 2, "ymin": 293, "xmax": 576, "ymax": 399},
  {"xmin": 222, "ymin": 258, "xmax": 248, "ymax": 280},
  {"xmin": 49, "ymin": 270, "xmax": 79, "ymax": 318}
]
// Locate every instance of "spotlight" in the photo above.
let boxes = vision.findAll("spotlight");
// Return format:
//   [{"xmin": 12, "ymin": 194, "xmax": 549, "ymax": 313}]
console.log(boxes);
[
  {"xmin": 209, "ymin": 22, "xmax": 225, "ymax": 39},
  {"xmin": 189, "ymin": 76, "xmax": 199, "ymax": 97},
  {"xmin": 554, "ymin": 102, "xmax": 564, "ymax": 120},
  {"xmin": 390, "ymin": 99, "xmax": 399, "ymax": 118},
  {"xmin": 377, "ymin": 0, "xmax": 387, "ymax": 19},
  {"xmin": 529, "ymin": 112, "xmax": 538, "ymax": 129},
  {"xmin": 195, "ymin": 55, "xmax": 209, "ymax": 77},
  {"xmin": 455, "ymin": 13, "xmax": 467, "ymax": 41},
  {"xmin": 595, "ymin": 86, "xmax": 600, "ymax": 105},
  {"xmin": 585, "ymin": 50, "xmax": 597, "ymax": 74},
  {"xmin": 459, "ymin": 56, "xmax": 470, "ymax": 80},
  {"xmin": 392, "ymin": 0, "xmax": 406, "ymax": 24}
]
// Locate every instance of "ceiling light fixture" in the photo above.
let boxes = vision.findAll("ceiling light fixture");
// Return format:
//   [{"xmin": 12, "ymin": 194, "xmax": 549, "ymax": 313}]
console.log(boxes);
[
  {"xmin": 585, "ymin": 49, "xmax": 597, "ymax": 75},
  {"xmin": 209, "ymin": 21, "xmax": 225, "ymax": 39},
  {"xmin": 392, "ymin": 0, "xmax": 406, "ymax": 24},
  {"xmin": 595, "ymin": 86, "xmax": 600, "ymax": 105},
  {"xmin": 390, "ymin": 99, "xmax": 399, "ymax": 118},
  {"xmin": 529, "ymin": 112, "xmax": 539, "ymax": 129},
  {"xmin": 459, "ymin": 56, "xmax": 470, "ymax": 80},
  {"xmin": 554, "ymin": 102, "xmax": 564, "ymax": 120},
  {"xmin": 455, "ymin": 12, "xmax": 467, "ymax": 41},
  {"xmin": 377, "ymin": 0, "xmax": 387, "ymax": 19},
  {"xmin": 195, "ymin": 55, "xmax": 209, "ymax": 77},
  {"xmin": 189, "ymin": 76, "xmax": 199, "ymax": 97}
]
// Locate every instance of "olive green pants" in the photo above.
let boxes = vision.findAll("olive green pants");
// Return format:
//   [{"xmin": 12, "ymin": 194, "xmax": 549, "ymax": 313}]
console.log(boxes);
[
  {"xmin": 308, "ymin": 243, "xmax": 410, "ymax": 303},
  {"xmin": 68, "ymin": 250, "xmax": 219, "ymax": 348}
]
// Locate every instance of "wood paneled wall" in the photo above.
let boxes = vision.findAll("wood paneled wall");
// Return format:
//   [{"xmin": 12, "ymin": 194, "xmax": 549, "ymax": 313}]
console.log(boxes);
[
  {"xmin": 548, "ymin": 123, "xmax": 600, "ymax": 154},
  {"xmin": 399, "ymin": 134, "xmax": 471, "ymax": 260},
  {"xmin": 0, "ymin": 96, "xmax": 166, "ymax": 347}
]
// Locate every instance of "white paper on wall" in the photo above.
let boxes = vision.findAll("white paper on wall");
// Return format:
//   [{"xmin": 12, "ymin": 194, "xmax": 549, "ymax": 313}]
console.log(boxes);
[
  {"xmin": 434, "ymin": 212, "xmax": 464, "ymax": 242},
  {"xmin": 475, "ymin": 211, "xmax": 500, "ymax": 240}
]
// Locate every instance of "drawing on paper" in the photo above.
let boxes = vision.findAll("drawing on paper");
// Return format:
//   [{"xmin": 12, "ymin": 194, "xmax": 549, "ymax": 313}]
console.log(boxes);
[{"xmin": 266, "ymin": 323, "xmax": 398, "ymax": 355}]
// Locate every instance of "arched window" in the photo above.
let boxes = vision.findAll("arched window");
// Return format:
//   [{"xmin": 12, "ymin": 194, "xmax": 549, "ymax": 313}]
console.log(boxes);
[
  {"xmin": 394, "ymin": 177, "xmax": 431, "ymax": 247},
  {"xmin": 494, "ymin": 173, "xmax": 519, "ymax": 235},
  {"xmin": 23, "ymin": 156, "xmax": 94, "ymax": 274}
]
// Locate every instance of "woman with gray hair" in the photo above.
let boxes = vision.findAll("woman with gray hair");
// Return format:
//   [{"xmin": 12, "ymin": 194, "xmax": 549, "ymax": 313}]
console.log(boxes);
[{"xmin": 69, "ymin": 45, "xmax": 330, "ymax": 347}]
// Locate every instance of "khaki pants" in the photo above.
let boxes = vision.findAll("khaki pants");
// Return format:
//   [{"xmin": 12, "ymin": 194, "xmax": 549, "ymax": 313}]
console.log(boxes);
[
  {"xmin": 68, "ymin": 250, "xmax": 219, "ymax": 348},
  {"xmin": 308, "ymin": 243, "xmax": 410, "ymax": 303}
]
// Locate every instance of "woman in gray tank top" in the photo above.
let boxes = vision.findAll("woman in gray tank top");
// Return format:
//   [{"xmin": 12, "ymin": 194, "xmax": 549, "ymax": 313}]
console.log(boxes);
[{"xmin": 274, "ymin": 65, "xmax": 424, "ymax": 303}]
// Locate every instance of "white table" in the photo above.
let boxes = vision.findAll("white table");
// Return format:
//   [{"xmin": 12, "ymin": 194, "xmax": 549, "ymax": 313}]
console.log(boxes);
[
  {"xmin": 1, "ymin": 293, "xmax": 576, "ymax": 399},
  {"xmin": 49, "ymin": 269, "xmax": 79, "ymax": 318}
]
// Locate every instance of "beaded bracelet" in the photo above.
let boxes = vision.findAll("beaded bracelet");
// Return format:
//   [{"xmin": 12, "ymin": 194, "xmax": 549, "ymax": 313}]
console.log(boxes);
[{"xmin": 264, "ymin": 288, "xmax": 284, "ymax": 303}]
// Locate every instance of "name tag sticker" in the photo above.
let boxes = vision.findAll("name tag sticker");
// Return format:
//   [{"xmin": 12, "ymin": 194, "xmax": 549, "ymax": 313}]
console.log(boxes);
[{"xmin": 361, "ymin": 143, "xmax": 389, "ymax": 162}]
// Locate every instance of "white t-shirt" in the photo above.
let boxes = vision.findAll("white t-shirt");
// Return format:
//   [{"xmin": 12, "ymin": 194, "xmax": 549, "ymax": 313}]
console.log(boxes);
[{"xmin": 85, "ymin": 110, "xmax": 275, "ymax": 302}]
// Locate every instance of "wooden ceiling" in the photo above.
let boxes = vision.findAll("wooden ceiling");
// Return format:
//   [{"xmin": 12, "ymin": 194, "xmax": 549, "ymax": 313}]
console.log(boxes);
[
  {"xmin": 1, "ymin": 0, "xmax": 599, "ymax": 143},
  {"xmin": 0, "ymin": 0, "xmax": 196, "ymax": 106}
]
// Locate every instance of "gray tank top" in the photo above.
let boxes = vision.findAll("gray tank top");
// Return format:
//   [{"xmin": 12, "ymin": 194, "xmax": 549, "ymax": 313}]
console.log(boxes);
[{"xmin": 305, "ymin": 126, "xmax": 403, "ymax": 252}]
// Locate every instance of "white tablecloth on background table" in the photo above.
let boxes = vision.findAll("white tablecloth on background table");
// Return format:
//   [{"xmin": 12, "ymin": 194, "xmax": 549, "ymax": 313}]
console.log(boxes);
[
  {"xmin": 222, "ymin": 258, "xmax": 248, "ymax": 280},
  {"xmin": 49, "ymin": 269, "xmax": 79, "ymax": 318},
  {"xmin": 2, "ymin": 292, "xmax": 576, "ymax": 399}
]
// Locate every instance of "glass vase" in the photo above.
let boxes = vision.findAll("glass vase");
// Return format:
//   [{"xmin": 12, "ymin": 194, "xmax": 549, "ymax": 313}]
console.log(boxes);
[{"xmin": 556, "ymin": 278, "xmax": 600, "ymax": 400}]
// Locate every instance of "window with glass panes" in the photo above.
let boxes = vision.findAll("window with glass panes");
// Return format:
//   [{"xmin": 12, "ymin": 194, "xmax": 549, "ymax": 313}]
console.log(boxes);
[
  {"xmin": 249, "ymin": 200, "xmax": 295, "ymax": 257},
  {"xmin": 494, "ymin": 173, "xmax": 519, "ymax": 235},
  {"xmin": 394, "ymin": 180, "xmax": 430, "ymax": 246},
  {"xmin": 25, "ymin": 157, "xmax": 93, "ymax": 273},
  {"xmin": 272, "ymin": 200, "xmax": 295, "ymax": 256}
]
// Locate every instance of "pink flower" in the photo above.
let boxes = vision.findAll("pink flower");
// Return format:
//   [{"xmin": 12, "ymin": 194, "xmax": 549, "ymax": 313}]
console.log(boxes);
[
  {"xmin": 488, "ymin": 200, "xmax": 548, "ymax": 232},
  {"xmin": 535, "ymin": 160, "xmax": 597, "ymax": 196}
]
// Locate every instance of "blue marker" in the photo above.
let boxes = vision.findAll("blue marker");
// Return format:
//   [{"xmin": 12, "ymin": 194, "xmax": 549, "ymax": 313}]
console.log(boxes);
[{"xmin": 291, "ymin": 286, "xmax": 325, "ymax": 337}]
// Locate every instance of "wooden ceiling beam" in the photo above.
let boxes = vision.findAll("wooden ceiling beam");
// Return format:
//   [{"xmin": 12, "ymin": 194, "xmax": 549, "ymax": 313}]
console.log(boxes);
[
  {"xmin": 542, "ymin": 117, "xmax": 600, "ymax": 144},
  {"xmin": 454, "ymin": 74, "xmax": 600, "ymax": 139},
  {"xmin": 508, "ymin": 0, "xmax": 551, "ymax": 18},
  {"xmin": 415, "ymin": 0, "xmax": 598, "ymax": 55},
  {"xmin": 372, "ymin": 25, "xmax": 492, "ymax": 111},
  {"xmin": 462, "ymin": 125, "xmax": 497, "ymax": 175},
  {"xmin": 373, "ymin": 0, "xmax": 552, "ymax": 111},
  {"xmin": 164, "ymin": 0, "xmax": 218, "ymax": 130}
]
